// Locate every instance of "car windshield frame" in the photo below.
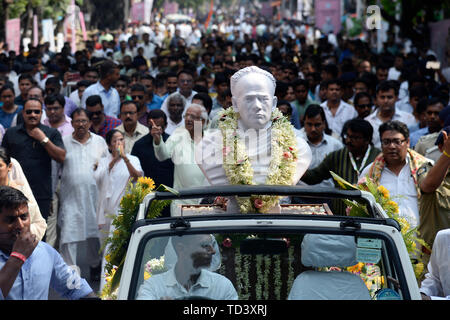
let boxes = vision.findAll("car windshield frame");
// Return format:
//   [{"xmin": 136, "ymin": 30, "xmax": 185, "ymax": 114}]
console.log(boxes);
[{"xmin": 126, "ymin": 216, "xmax": 412, "ymax": 300}]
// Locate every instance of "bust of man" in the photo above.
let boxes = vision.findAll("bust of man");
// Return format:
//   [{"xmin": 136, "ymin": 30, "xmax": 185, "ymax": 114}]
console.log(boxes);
[{"xmin": 196, "ymin": 66, "xmax": 312, "ymax": 213}]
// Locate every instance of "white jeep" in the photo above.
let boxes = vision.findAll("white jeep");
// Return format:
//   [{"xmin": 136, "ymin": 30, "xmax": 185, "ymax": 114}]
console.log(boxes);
[{"xmin": 114, "ymin": 185, "xmax": 421, "ymax": 300}]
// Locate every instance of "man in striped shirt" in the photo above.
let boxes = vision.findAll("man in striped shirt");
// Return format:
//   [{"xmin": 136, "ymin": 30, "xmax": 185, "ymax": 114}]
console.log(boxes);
[
  {"xmin": 85, "ymin": 95, "xmax": 121, "ymax": 139},
  {"xmin": 300, "ymin": 118, "xmax": 381, "ymax": 215}
]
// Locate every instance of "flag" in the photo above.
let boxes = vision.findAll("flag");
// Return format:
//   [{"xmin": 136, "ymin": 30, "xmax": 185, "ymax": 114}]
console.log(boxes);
[{"xmin": 204, "ymin": 0, "xmax": 214, "ymax": 30}]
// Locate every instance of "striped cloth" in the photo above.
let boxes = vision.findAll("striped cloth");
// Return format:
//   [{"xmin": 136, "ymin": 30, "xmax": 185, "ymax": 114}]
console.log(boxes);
[{"xmin": 90, "ymin": 115, "xmax": 122, "ymax": 138}]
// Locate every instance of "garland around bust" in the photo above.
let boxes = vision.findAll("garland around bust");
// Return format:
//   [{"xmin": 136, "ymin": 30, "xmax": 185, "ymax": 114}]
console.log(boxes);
[{"xmin": 218, "ymin": 107, "xmax": 299, "ymax": 213}]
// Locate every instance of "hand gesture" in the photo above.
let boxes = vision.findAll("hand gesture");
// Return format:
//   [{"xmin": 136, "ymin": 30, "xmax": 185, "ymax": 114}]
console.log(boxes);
[
  {"xmin": 150, "ymin": 119, "xmax": 162, "ymax": 145},
  {"xmin": 11, "ymin": 228, "xmax": 38, "ymax": 260},
  {"xmin": 27, "ymin": 127, "xmax": 46, "ymax": 142}
]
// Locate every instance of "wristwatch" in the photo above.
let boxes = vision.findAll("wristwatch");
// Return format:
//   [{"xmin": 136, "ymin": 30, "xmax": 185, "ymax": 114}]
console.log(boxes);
[{"xmin": 40, "ymin": 137, "xmax": 49, "ymax": 145}]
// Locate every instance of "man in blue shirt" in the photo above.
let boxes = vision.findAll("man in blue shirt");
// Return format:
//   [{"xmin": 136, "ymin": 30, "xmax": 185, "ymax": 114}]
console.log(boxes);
[
  {"xmin": 81, "ymin": 59, "xmax": 121, "ymax": 118},
  {"xmin": 0, "ymin": 186, "xmax": 95, "ymax": 299}
]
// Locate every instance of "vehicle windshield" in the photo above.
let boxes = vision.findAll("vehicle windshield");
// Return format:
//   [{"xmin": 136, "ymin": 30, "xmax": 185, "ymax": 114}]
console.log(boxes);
[{"xmin": 129, "ymin": 226, "xmax": 409, "ymax": 300}]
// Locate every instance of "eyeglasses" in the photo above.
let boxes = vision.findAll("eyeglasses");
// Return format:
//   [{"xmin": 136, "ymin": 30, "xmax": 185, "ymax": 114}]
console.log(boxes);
[
  {"xmin": 120, "ymin": 111, "xmax": 137, "ymax": 116},
  {"xmin": 73, "ymin": 119, "xmax": 89, "ymax": 125},
  {"xmin": 343, "ymin": 133, "xmax": 364, "ymax": 141},
  {"xmin": 169, "ymin": 103, "xmax": 184, "ymax": 108},
  {"xmin": 131, "ymin": 95, "xmax": 144, "ymax": 100},
  {"xmin": 183, "ymin": 114, "xmax": 202, "ymax": 121},
  {"xmin": 25, "ymin": 109, "xmax": 42, "ymax": 115},
  {"xmin": 356, "ymin": 104, "xmax": 372, "ymax": 109},
  {"xmin": 381, "ymin": 138, "xmax": 407, "ymax": 147}
]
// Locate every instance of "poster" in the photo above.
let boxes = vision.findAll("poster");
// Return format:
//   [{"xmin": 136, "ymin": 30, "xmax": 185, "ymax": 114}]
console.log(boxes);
[
  {"xmin": 315, "ymin": 0, "xmax": 341, "ymax": 34},
  {"xmin": 42, "ymin": 19, "xmax": 56, "ymax": 52},
  {"xmin": 429, "ymin": 19, "xmax": 450, "ymax": 68},
  {"xmin": 131, "ymin": 2, "xmax": 145, "ymax": 22},
  {"xmin": 6, "ymin": 18, "xmax": 21, "ymax": 54},
  {"xmin": 144, "ymin": 0, "xmax": 154, "ymax": 24}
]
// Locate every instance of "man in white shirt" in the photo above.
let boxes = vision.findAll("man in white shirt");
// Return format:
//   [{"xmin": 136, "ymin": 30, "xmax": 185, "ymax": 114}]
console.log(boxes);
[
  {"xmin": 81, "ymin": 60, "xmax": 121, "ymax": 118},
  {"xmin": 297, "ymin": 104, "xmax": 343, "ymax": 190},
  {"xmin": 420, "ymin": 229, "xmax": 450, "ymax": 300},
  {"xmin": 137, "ymin": 33, "xmax": 157, "ymax": 62},
  {"xmin": 364, "ymin": 80, "xmax": 416, "ymax": 148},
  {"xmin": 161, "ymin": 92, "xmax": 186, "ymax": 136},
  {"xmin": 320, "ymin": 79, "xmax": 358, "ymax": 137},
  {"xmin": 137, "ymin": 234, "xmax": 238, "ymax": 300},
  {"xmin": 151, "ymin": 104, "xmax": 208, "ymax": 215},
  {"xmin": 160, "ymin": 69, "xmax": 197, "ymax": 117},
  {"xmin": 359, "ymin": 120, "xmax": 432, "ymax": 229},
  {"xmin": 388, "ymin": 54, "xmax": 404, "ymax": 81},
  {"xmin": 116, "ymin": 101, "xmax": 149, "ymax": 154}
]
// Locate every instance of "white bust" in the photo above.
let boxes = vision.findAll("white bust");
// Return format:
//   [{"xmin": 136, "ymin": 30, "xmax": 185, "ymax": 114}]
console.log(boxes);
[{"xmin": 195, "ymin": 66, "xmax": 312, "ymax": 212}]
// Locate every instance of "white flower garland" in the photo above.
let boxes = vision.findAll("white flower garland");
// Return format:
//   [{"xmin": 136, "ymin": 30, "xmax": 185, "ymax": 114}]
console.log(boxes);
[{"xmin": 218, "ymin": 107, "xmax": 299, "ymax": 213}]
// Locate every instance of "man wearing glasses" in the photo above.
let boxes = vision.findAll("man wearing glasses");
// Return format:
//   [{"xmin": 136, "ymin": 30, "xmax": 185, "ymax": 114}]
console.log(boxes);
[
  {"xmin": 1, "ymin": 98, "xmax": 66, "ymax": 223},
  {"xmin": 116, "ymin": 101, "xmax": 148, "ymax": 154},
  {"xmin": 360, "ymin": 120, "xmax": 432, "ymax": 230}
]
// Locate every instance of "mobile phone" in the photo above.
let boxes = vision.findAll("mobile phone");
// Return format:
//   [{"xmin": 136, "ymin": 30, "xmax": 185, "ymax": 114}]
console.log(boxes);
[{"xmin": 426, "ymin": 61, "xmax": 440, "ymax": 70}]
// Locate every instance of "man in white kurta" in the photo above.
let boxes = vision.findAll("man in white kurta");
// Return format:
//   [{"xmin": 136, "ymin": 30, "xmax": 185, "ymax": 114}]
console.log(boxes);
[
  {"xmin": 58, "ymin": 110, "xmax": 109, "ymax": 271},
  {"xmin": 152, "ymin": 105, "xmax": 208, "ymax": 216}
]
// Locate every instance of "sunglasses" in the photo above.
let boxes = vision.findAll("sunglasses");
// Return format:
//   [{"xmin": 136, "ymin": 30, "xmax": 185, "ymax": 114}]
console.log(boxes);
[
  {"xmin": 131, "ymin": 95, "xmax": 144, "ymax": 100},
  {"xmin": 25, "ymin": 109, "xmax": 42, "ymax": 115}
]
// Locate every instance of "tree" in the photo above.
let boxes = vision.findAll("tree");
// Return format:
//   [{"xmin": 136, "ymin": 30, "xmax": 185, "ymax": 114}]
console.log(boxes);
[
  {"xmin": 371, "ymin": 0, "xmax": 450, "ymax": 46},
  {"xmin": 0, "ymin": 0, "xmax": 84, "ymax": 41}
]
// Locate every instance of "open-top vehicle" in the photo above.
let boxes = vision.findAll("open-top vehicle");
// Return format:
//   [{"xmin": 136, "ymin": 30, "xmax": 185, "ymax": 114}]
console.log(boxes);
[{"xmin": 109, "ymin": 185, "xmax": 421, "ymax": 300}]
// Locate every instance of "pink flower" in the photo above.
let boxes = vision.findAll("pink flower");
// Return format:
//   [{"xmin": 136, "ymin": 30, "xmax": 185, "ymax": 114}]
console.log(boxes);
[
  {"xmin": 357, "ymin": 176, "xmax": 367, "ymax": 185},
  {"xmin": 222, "ymin": 146, "xmax": 231, "ymax": 155},
  {"xmin": 283, "ymin": 152, "xmax": 291, "ymax": 159},
  {"xmin": 222, "ymin": 238, "xmax": 232, "ymax": 248},
  {"xmin": 345, "ymin": 206, "xmax": 352, "ymax": 216},
  {"xmin": 254, "ymin": 198, "xmax": 263, "ymax": 209}
]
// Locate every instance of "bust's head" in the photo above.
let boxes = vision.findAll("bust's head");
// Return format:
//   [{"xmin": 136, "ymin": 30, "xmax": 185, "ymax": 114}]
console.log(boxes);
[{"xmin": 231, "ymin": 66, "xmax": 277, "ymax": 130}]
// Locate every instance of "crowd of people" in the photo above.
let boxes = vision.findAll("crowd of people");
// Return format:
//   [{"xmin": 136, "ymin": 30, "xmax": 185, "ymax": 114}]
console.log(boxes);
[{"xmin": 0, "ymin": 12, "xmax": 449, "ymax": 299}]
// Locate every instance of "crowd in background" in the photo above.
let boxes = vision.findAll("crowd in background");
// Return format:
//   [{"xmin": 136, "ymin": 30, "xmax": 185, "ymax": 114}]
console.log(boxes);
[{"xmin": 0, "ymin": 11, "xmax": 449, "ymax": 299}]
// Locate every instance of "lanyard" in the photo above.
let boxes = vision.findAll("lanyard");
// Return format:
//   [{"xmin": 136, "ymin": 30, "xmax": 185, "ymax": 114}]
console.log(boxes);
[{"xmin": 349, "ymin": 145, "xmax": 372, "ymax": 176}]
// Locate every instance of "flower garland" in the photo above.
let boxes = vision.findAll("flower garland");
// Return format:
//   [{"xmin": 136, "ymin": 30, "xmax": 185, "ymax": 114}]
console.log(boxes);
[
  {"xmin": 218, "ymin": 107, "xmax": 299, "ymax": 213},
  {"xmin": 330, "ymin": 171, "xmax": 429, "ymax": 282},
  {"xmin": 100, "ymin": 177, "xmax": 174, "ymax": 299}
]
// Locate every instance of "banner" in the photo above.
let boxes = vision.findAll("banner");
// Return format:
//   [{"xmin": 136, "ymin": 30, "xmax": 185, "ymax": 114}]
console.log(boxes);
[
  {"xmin": 204, "ymin": 0, "xmax": 214, "ymax": 29},
  {"xmin": 42, "ymin": 19, "xmax": 56, "ymax": 52},
  {"xmin": 6, "ymin": 19, "xmax": 21, "ymax": 54},
  {"xmin": 131, "ymin": 2, "xmax": 145, "ymax": 22},
  {"xmin": 163, "ymin": 1, "xmax": 179, "ymax": 15},
  {"xmin": 33, "ymin": 15, "xmax": 39, "ymax": 46},
  {"xmin": 144, "ymin": 0, "xmax": 154, "ymax": 24},
  {"xmin": 315, "ymin": 0, "xmax": 341, "ymax": 34},
  {"xmin": 429, "ymin": 19, "xmax": 450, "ymax": 68},
  {"xmin": 79, "ymin": 11, "xmax": 88, "ymax": 41}
]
